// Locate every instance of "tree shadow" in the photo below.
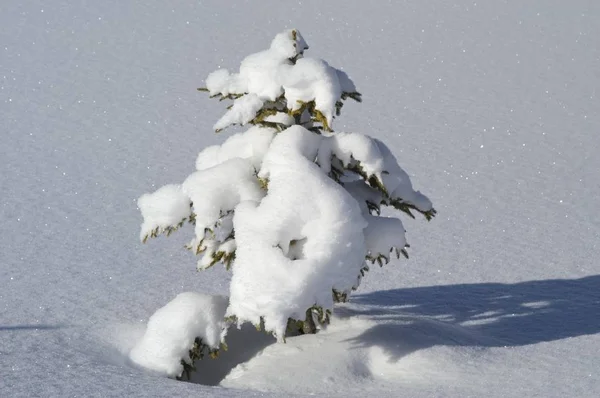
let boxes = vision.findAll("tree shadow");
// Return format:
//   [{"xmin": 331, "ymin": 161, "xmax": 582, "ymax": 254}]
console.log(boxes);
[
  {"xmin": 0, "ymin": 324, "xmax": 65, "ymax": 331},
  {"xmin": 188, "ymin": 323, "xmax": 276, "ymax": 386},
  {"xmin": 345, "ymin": 275, "xmax": 600, "ymax": 361}
]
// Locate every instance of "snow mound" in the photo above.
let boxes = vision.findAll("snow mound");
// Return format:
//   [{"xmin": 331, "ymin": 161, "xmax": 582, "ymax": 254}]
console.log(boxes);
[
  {"xmin": 129, "ymin": 293, "xmax": 228, "ymax": 378},
  {"xmin": 220, "ymin": 310, "xmax": 495, "ymax": 395}
]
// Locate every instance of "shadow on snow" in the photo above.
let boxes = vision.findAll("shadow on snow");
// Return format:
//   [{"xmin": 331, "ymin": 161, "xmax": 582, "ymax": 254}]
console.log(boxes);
[
  {"xmin": 0, "ymin": 324, "xmax": 64, "ymax": 331},
  {"xmin": 188, "ymin": 323, "xmax": 276, "ymax": 386},
  {"xmin": 344, "ymin": 275, "xmax": 600, "ymax": 361},
  {"xmin": 171, "ymin": 276, "xmax": 600, "ymax": 384}
]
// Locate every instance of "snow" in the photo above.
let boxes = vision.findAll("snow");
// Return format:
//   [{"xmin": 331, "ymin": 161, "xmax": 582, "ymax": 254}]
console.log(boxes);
[
  {"xmin": 375, "ymin": 138, "xmax": 433, "ymax": 213},
  {"xmin": 144, "ymin": 54, "xmax": 430, "ymax": 338},
  {"xmin": 205, "ymin": 28, "xmax": 355, "ymax": 130},
  {"xmin": 129, "ymin": 292, "xmax": 228, "ymax": 378},
  {"xmin": 205, "ymin": 69, "xmax": 242, "ymax": 97},
  {"xmin": 195, "ymin": 126, "xmax": 276, "ymax": 171},
  {"xmin": 213, "ymin": 94, "xmax": 264, "ymax": 131},
  {"xmin": 182, "ymin": 157, "xmax": 264, "ymax": 232},
  {"xmin": 282, "ymin": 57, "xmax": 343, "ymax": 125},
  {"xmin": 317, "ymin": 132, "xmax": 433, "ymax": 214},
  {"xmin": 143, "ymin": 100, "xmax": 428, "ymax": 339},
  {"xmin": 145, "ymin": 121, "xmax": 399, "ymax": 339},
  {"xmin": 2, "ymin": 0, "xmax": 600, "ymax": 397},
  {"xmin": 270, "ymin": 29, "xmax": 308, "ymax": 59},
  {"xmin": 363, "ymin": 214, "xmax": 407, "ymax": 262},
  {"xmin": 182, "ymin": 157, "xmax": 265, "ymax": 271},
  {"xmin": 318, "ymin": 132, "xmax": 387, "ymax": 178},
  {"xmin": 137, "ymin": 184, "xmax": 191, "ymax": 242},
  {"xmin": 229, "ymin": 125, "xmax": 368, "ymax": 338}
]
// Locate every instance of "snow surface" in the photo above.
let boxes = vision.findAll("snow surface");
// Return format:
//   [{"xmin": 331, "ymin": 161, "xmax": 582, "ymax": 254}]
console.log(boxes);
[{"xmin": 2, "ymin": 0, "xmax": 600, "ymax": 397}]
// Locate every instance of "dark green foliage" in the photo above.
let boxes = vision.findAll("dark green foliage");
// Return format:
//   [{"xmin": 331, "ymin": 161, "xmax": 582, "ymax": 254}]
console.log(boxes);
[
  {"xmin": 176, "ymin": 337, "xmax": 223, "ymax": 381},
  {"xmin": 141, "ymin": 213, "xmax": 196, "ymax": 244}
]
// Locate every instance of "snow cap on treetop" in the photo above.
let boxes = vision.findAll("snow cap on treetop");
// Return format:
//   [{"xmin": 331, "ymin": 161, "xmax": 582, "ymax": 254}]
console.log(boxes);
[{"xmin": 205, "ymin": 29, "xmax": 358, "ymax": 132}]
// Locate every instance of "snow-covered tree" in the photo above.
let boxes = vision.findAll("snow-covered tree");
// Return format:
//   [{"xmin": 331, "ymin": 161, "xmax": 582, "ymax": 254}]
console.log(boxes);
[{"xmin": 134, "ymin": 29, "xmax": 435, "ymax": 379}]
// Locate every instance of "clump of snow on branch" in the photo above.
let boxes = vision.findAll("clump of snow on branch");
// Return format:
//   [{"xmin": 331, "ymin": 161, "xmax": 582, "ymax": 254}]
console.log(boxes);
[
  {"xmin": 363, "ymin": 215, "xmax": 407, "ymax": 263},
  {"xmin": 129, "ymin": 293, "xmax": 228, "ymax": 378},
  {"xmin": 213, "ymin": 94, "xmax": 264, "ymax": 132},
  {"xmin": 195, "ymin": 126, "xmax": 276, "ymax": 171},
  {"xmin": 205, "ymin": 30, "xmax": 308, "ymax": 100},
  {"xmin": 182, "ymin": 157, "xmax": 264, "ymax": 235},
  {"xmin": 318, "ymin": 132, "xmax": 386, "ymax": 179},
  {"xmin": 138, "ymin": 184, "xmax": 191, "ymax": 242},
  {"xmin": 281, "ymin": 58, "xmax": 342, "ymax": 124},
  {"xmin": 318, "ymin": 133, "xmax": 434, "ymax": 214},
  {"xmin": 375, "ymin": 139, "xmax": 434, "ymax": 213}
]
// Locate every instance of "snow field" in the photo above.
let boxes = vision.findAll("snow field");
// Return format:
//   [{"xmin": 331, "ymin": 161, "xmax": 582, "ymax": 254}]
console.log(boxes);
[{"xmin": 1, "ymin": 0, "xmax": 599, "ymax": 397}]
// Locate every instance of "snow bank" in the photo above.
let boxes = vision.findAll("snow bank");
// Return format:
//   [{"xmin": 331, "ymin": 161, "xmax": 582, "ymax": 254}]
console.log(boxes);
[{"xmin": 129, "ymin": 293, "xmax": 228, "ymax": 378}]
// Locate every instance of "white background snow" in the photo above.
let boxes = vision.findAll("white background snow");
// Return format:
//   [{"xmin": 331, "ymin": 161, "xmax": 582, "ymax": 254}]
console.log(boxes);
[{"xmin": 1, "ymin": 0, "xmax": 599, "ymax": 396}]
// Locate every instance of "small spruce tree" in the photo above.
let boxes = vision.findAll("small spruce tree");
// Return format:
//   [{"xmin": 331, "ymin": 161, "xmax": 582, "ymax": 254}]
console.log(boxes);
[{"xmin": 137, "ymin": 29, "xmax": 435, "ymax": 379}]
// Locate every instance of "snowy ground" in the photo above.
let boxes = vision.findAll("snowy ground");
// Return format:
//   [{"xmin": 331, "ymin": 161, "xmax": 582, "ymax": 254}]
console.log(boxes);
[{"xmin": 2, "ymin": 0, "xmax": 599, "ymax": 396}]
